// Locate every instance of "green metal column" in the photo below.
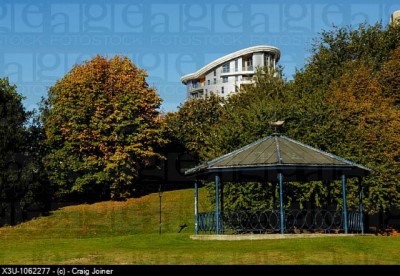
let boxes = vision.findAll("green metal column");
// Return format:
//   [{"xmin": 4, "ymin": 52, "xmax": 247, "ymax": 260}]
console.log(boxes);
[
  {"xmin": 194, "ymin": 182, "xmax": 198, "ymax": 235},
  {"xmin": 215, "ymin": 174, "xmax": 220, "ymax": 234},
  {"xmin": 358, "ymin": 178, "xmax": 364, "ymax": 235},
  {"xmin": 278, "ymin": 173, "xmax": 284, "ymax": 234},
  {"xmin": 220, "ymin": 181, "xmax": 224, "ymax": 234},
  {"xmin": 342, "ymin": 174, "xmax": 348, "ymax": 234}
]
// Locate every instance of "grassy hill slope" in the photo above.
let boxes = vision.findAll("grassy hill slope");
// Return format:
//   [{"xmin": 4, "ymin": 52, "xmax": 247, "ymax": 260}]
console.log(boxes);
[
  {"xmin": 0, "ymin": 187, "xmax": 210, "ymax": 239},
  {"xmin": 0, "ymin": 187, "xmax": 400, "ymax": 265}
]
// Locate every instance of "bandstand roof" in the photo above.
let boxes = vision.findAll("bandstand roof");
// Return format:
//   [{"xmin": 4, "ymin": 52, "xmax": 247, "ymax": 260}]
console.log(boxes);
[{"xmin": 185, "ymin": 133, "xmax": 372, "ymax": 182}]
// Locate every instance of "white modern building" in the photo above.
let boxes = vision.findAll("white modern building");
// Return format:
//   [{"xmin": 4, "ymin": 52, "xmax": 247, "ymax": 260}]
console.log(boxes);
[
  {"xmin": 181, "ymin": 45, "xmax": 281, "ymax": 99},
  {"xmin": 391, "ymin": 10, "xmax": 400, "ymax": 25}
]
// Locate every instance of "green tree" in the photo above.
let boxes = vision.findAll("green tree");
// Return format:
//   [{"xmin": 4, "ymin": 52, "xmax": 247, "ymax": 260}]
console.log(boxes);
[
  {"xmin": 205, "ymin": 67, "xmax": 293, "ymax": 212},
  {"xmin": 211, "ymin": 66, "xmax": 289, "ymax": 157},
  {"xmin": 0, "ymin": 78, "xmax": 28, "ymax": 225},
  {"xmin": 20, "ymin": 109, "xmax": 53, "ymax": 219},
  {"xmin": 164, "ymin": 94, "xmax": 223, "ymax": 162},
  {"xmin": 43, "ymin": 55, "xmax": 165, "ymax": 201}
]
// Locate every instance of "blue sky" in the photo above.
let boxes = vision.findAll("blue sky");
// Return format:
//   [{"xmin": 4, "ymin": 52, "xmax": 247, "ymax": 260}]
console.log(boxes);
[{"xmin": 1, "ymin": 0, "xmax": 399, "ymax": 113}]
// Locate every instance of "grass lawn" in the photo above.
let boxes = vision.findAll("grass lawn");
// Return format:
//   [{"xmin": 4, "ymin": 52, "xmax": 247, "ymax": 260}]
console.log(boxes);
[{"xmin": 0, "ymin": 187, "xmax": 399, "ymax": 264}]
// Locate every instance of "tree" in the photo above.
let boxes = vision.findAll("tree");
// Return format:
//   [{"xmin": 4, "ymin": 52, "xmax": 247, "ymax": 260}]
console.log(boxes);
[
  {"xmin": 210, "ymin": 66, "xmax": 289, "ymax": 157},
  {"xmin": 43, "ymin": 55, "xmax": 165, "ymax": 201},
  {"xmin": 287, "ymin": 23, "xmax": 400, "ymax": 214},
  {"xmin": 163, "ymin": 94, "xmax": 223, "ymax": 163},
  {"xmin": 165, "ymin": 23, "xmax": 400, "ymax": 216},
  {"xmin": 204, "ymin": 67, "xmax": 293, "ymax": 212},
  {"xmin": 0, "ymin": 78, "xmax": 28, "ymax": 225},
  {"xmin": 379, "ymin": 48, "xmax": 400, "ymax": 106},
  {"xmin": 289, "ymin": 22, "xmax": 400, "ymax": 148},
  {"xmin": 20, "ymin": 109, "xmax": 53, "ymax": 219},
  {"xmin": 323, "ymin": 60, "xmax": 400, "ymax": 213}
]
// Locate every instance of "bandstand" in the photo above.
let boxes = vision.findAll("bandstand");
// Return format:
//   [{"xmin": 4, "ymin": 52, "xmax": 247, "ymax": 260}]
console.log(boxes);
[{"xmin": 185, "ymin": 133, "xmax": 371, "ymax": 236}]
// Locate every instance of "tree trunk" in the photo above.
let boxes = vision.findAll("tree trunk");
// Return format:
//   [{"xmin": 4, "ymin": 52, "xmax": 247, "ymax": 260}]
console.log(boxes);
[{"xmin": 10, "ymin": 200, "xmax": 15, "ymax": 226}]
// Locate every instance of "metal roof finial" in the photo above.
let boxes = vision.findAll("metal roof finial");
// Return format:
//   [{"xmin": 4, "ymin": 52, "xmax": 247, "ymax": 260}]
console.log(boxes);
[{"xmin": 270, "ymin": 120, "xmax": 285, "ymax": 134}]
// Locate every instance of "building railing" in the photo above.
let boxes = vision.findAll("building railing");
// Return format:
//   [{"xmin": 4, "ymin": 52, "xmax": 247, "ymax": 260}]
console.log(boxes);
[
  {"xmin": 188, "ymin": 83, "xmax": 204, "ymax": 93},
  {"xmin": 222, "ymin": 67, "xmax": 230, "ymax": 73},
  {"xmin": 220, "ymin": 66, "xmax": 254, "ymax": 75},
  {"xmin": 197, "ymin": 209, "xmax": 362, "ymax": 234},
  {"xmin": 241, "ymin": 76, "xmax": 253, "ymax": 81}
]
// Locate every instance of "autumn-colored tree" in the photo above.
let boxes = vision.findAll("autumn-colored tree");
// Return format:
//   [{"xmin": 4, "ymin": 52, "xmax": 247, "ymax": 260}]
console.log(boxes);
[
  {"xmin": 324, "ymin": 60, "xmax": 400, "ymax": 213},
  {"xmin": 289, "ymin": 23, "xmax": 400, "ymax": 148},
  {"xmin": 43, "ymin": 55, "xmax": 165, "ymax": 201},
  {"xmin": 379, "ymin": 48, "xmax": 400, "ymax": 106},
  {"xmin": 287, "ymin": 23, "xmax": 400, "ymax": 214}
]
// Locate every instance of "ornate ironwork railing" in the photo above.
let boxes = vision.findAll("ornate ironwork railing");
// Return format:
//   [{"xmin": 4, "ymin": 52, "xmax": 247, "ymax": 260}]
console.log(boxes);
[
  {"xmin": 197, "ymin": 209, "xmax": 362, "ymax": 234},
  {"xmin": 198, "ymin": 212, "xmax": 217, "ymax": 233}
]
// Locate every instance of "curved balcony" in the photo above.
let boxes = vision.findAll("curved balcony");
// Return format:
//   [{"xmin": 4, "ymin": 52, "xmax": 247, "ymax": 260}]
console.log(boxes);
[{"xmin": 187, "ymin": 83, "xmax": 204, "ymax": 93}]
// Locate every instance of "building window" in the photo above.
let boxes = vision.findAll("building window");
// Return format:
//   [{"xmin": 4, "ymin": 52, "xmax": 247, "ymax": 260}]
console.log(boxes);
[
  {"xmin": 222, "ymin": 62, "xmax": 230, "ymax": 73},
  {"xmin": 264, "ymin": 53, "xmax": 270, "ymax": 67},
  {"xmin": 235, "ymin": 59, "xmax": 238, "ymax": 72},
  {"xmin": 235, "ymin": 76, "xmax": 238, "ymax": 82},
  {"xmin": 222, "ymin": 76, "xmax": 228, "ymax": 83},
  {"xmin": 213, "ymin": 78, "xmax": 216, "ymax": 84},
  {"xmin": 213, "ymin": 70, "xmax": 216, "ymax": 76},
  {"xmin": 248, "ymin": 58, "xmax": 253, "ymax": 70},
  {"xmin": 243, "ymin": 55, "xmax": 253, "ymax": 71},
  {"xmin": 221, "ymin": 86, "xmax": 224, "ymax": 94},
  {"xmin": 207, "ymin": 79, "xmax": 210, "ymax": 85},
  {"xmin": 205, "ymin": 89, "xmax": 208, "ymax": 96}
]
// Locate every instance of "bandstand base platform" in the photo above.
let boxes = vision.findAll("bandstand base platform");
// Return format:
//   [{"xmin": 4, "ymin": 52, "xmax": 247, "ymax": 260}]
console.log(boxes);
[{"xmin": 190, "ymin": 233, "xmax": 372, "ymax": 240}]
